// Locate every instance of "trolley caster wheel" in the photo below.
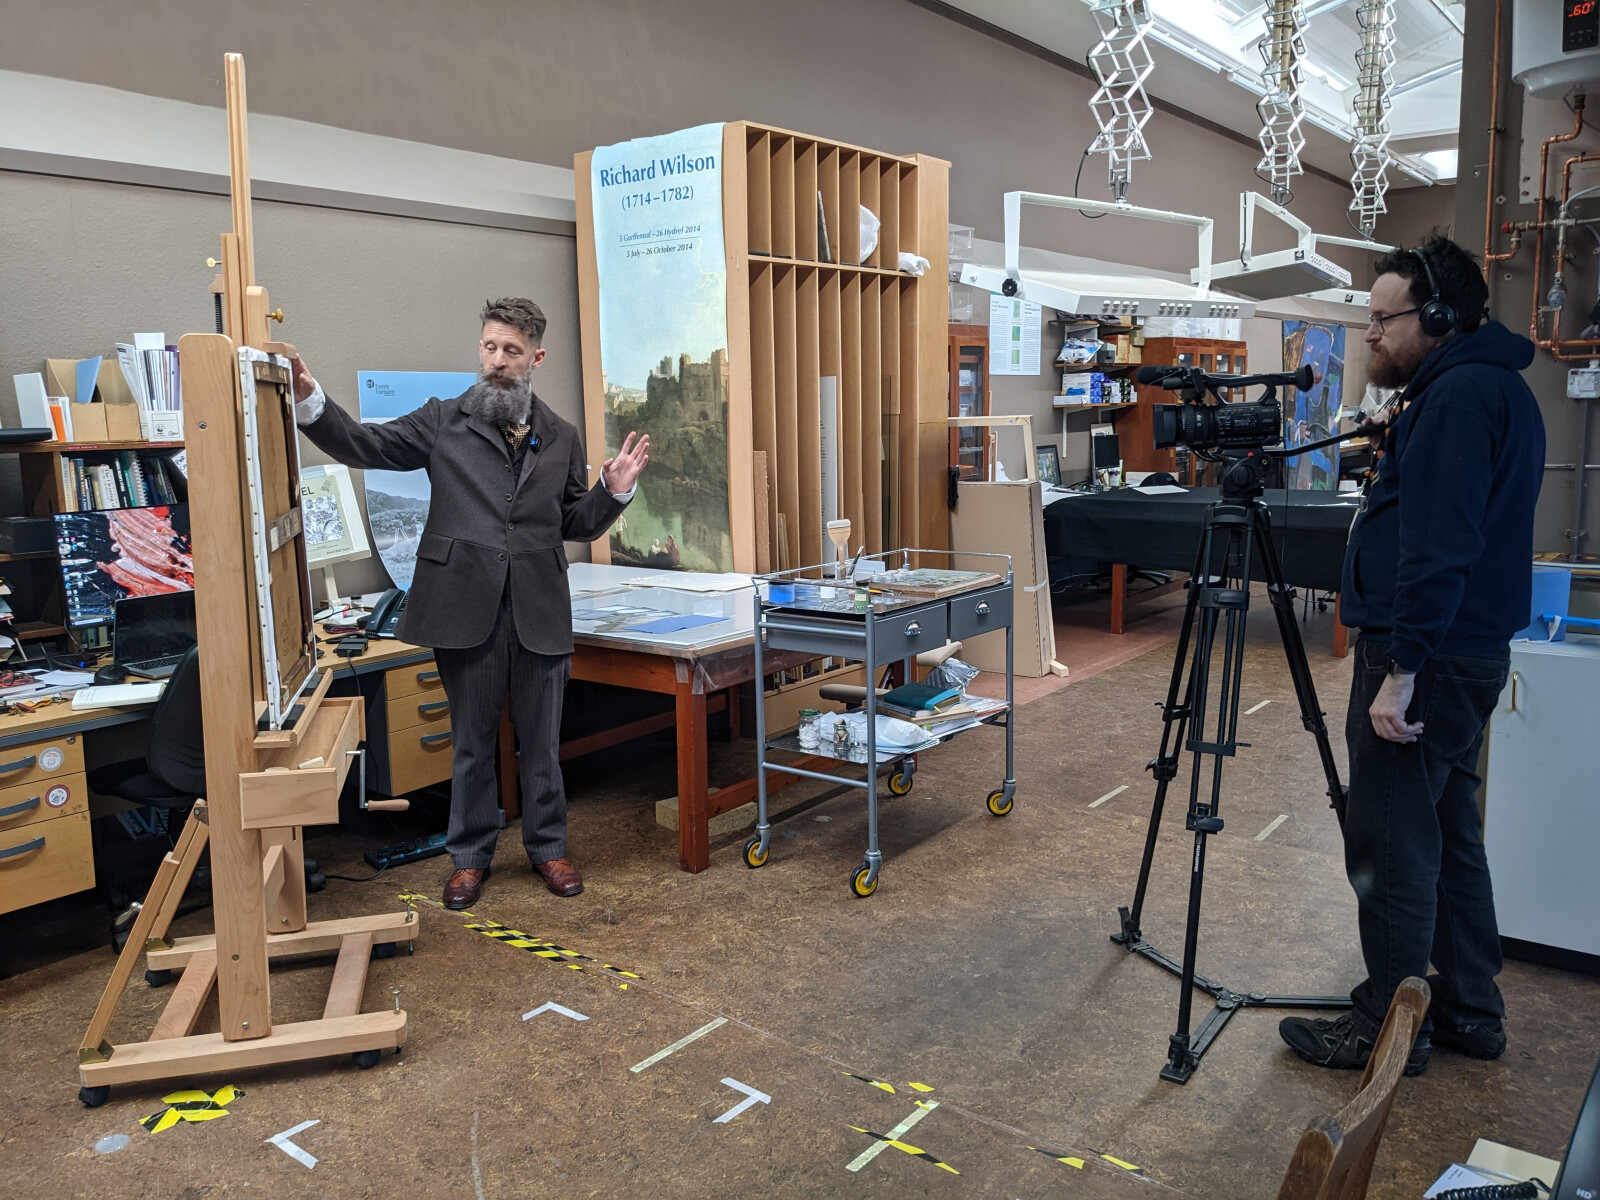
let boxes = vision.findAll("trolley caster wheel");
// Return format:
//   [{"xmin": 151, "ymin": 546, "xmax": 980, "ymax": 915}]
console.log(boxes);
[
  {"xmin": 372, "ymin": 942, "xmax": 398, "ymax": 960},
  {"xmin": 742, "ymin": 838, "xmax": 769, "ymax": 869},
  {"xmin": 351, "ymin": 1049, "xmax": 382, "ymax": 1070},
  {"xmin": 850, "ymin": 865, "xmax": 878, "ymax": 898},
  {"xmin": 145, "ymin": 968, "xmax": 174, "ymax": 988},
  {"xmin": 986, "ymin": 788, "xmax": 1014, "ymax": 817},
  {"xmin": 79, "ymin": 1085, "xmax": 111, "ymax": 1108},
  {"xmin": 886, "ymin": 770, "xmax": 914, "ymax": 797}
]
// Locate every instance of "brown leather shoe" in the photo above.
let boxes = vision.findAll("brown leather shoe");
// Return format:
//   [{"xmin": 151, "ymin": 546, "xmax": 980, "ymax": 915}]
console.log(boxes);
[
  {"xmin": 443, "ymin": 866, "xmax": 489, "ymax": 910},
  {"xmin": 534, "ymin": 858, "xmax": 583, "ymax": 897}
]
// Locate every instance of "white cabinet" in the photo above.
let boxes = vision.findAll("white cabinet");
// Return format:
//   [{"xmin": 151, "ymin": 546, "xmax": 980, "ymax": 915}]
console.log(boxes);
[{"xmin": 1483, "ymin": 635, "xmax": 1600, "ymax": 958}]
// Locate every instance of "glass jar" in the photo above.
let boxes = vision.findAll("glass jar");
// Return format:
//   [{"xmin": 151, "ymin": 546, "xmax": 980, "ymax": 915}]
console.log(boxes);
[
  {"xmin": 797, "ymin": 708, "xmax": 821, "ymax": 750},
  {"xmin": 832, "ymin": 719, "xmax": 851, "ymax": 758}
]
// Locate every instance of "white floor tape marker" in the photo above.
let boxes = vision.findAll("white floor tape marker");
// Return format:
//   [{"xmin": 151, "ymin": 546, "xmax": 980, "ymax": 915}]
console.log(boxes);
[
  {"xmin": 1245, "ymin": 699, "xmax": 1272, "ymax": 715},
  {"xmin": 266, "ymin": 1120, "xmax": 320, "ymax": 1170},
  {"xmin": 630, "ymin": 1017, "xmax": 728, "ymax": 1073},
  {"xmin": 1255, "ymin": 814, "xmax": 1288, "ymax": 841},
  {"xmin": 523, "ymin": 1001, "xmax": 589, "ymax": 1022},
  {"xmin": 1089, "ymin": 785, "xmax": 1128, "ymax": 808},
  {"xmin": 712, "ymin": 1078, "xmax": 771, "ymax": 1124},
  {"xmin": 847, "ymin": 1100, "xmax": 938, "ymax": 1173}
]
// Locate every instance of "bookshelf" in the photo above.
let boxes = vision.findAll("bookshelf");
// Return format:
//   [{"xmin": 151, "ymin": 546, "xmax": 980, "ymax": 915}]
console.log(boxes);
[
  {"xmin": 576, "ymin": 123, "xmax": 950, "ymax": 574},
  {"xmin": 5, "ymin": 439, "xmax": 186, "ymax": 647}
]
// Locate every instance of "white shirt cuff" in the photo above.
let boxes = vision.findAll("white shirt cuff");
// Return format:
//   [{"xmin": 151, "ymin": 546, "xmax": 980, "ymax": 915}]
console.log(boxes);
[
  {"xmin": 602, "ymin": 475, "xmax": 635, "ymax": 503},
  {"xmin": 295, "ymin": 380, "xmax": 327, "ymax": 426}
]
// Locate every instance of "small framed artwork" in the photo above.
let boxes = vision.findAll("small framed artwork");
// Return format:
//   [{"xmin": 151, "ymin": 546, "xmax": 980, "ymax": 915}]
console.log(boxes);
[{"xmin": 1035, "ymin": 444, "xmax": 1062, "ymax": 487}]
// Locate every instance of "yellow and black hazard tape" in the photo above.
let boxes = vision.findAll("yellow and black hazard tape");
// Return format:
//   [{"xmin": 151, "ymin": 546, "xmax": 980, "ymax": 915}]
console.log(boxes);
[
  {"xmin": 843, "ymin": 1072, "xmax": 937, "ymax": 1096},
  {"xmin": 1029, "ymin": 1146, "xmax": 1142, "ymax": 1173},
  {"xmin": 464, "ymin": 918, "xmax": 642, "ymax": 981},
  {"xmin": 139, "ymin": 1085, "xmax": 243, "ymax": 1133},
  {"xmin": 849, "ymin": 1126, "xmax": 960, "ymax": 1175}
]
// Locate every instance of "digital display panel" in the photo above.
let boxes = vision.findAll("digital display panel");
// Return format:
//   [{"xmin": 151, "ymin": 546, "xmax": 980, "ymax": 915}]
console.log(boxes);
[{"xmin": 1566, "ymin": 0, "xmax": 1600, "ymax": 53}]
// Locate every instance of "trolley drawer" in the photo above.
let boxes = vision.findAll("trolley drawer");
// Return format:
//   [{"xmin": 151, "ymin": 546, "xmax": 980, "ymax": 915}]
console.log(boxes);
[
  {"xmin": 761, "ymin": 616, "xmax": 866, "ymax": 659},
  {"xmin": 949, "ymin": 585, "xmax": 1012, "ymax": 642},
  {"xmin": 875, "ymin": 607, "xmax": 948, "ymax": 660},
  {"xmin": 0, "ymin": 809, "xmax": 94, "ymax": 915}
]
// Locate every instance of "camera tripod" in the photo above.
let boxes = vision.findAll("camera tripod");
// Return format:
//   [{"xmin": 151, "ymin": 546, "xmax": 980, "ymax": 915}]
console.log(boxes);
[{"xmin": 1111, "ymin": 449, "xmax": 1349, "ymax": 1084}]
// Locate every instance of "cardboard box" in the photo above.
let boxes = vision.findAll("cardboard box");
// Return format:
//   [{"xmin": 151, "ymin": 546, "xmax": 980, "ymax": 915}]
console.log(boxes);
[
  {"xmin": 950, "ymin": 480, "xmax": 1064, "ymax": 679},
  {"xmin": 43, "ymin": 357, "xmax": 146, "ymax": 443}
]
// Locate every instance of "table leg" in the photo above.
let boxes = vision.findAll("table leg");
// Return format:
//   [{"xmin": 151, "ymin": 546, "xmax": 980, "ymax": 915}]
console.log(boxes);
[
  {"xmin": 1332, "ymin": 594, "xmax": 1349, "ymax": 659},
  {"xmin": 497, "ymin": 698, "xmax": 520, "ymax": 821},
  {"xmin": 675, "ymin": 683, "xmax": 710, "ymax": 873},
  {"xmin": 1110, "ymin": 563, "xmax": 1127, "ymax": 635}
]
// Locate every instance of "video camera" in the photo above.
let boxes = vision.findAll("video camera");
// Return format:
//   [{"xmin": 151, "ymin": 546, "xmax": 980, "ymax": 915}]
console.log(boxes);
[{"xmin": 1136, "ymin": 363, "xmax": 1315, "ymax": 453}]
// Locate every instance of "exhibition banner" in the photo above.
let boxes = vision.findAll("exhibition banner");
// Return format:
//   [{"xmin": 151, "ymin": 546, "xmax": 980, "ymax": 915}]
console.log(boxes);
[
  {"xmin": 590, "ymin": 123, "xmax": 732, "ymax": 572},
  {"xmin": 1281, "ymin": 321, "xmax": 1345, "ymax": 491}
]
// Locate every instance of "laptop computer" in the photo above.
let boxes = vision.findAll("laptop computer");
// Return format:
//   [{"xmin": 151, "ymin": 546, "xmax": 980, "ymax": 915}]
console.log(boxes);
[{"xmin": 113, "ymin": 592, "xmax": 197, "ymax": 680}]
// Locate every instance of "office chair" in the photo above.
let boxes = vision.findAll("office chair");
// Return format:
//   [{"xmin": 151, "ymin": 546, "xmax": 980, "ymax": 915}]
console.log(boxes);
[{"xmin": 90, "ymin": 646, "xmax": 325, "ymax": 957}]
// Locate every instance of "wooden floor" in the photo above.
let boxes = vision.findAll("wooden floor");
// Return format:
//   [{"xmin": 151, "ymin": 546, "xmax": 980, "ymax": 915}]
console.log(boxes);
[{"xmin": 0, "ymin": 601, "xmax": 1593, "ymax": 1198}]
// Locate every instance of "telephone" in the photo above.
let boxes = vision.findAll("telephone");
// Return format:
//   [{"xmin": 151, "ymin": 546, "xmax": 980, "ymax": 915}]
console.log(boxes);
[{"xmin": 368, "ymin": 588, "xmax": 408, "ymax": 639}]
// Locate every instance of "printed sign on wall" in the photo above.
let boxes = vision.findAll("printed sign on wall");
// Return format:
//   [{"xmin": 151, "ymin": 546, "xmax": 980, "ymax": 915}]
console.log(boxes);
[{"xmin": 590, "ymin": 124, "xmax": 732, "ymax": 572}]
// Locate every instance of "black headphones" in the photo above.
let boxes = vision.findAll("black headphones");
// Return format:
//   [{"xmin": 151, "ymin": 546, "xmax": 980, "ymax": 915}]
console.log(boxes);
[{"xmin": 1413, "ymin": 246, "xmax": 1458, "ymax": 338}]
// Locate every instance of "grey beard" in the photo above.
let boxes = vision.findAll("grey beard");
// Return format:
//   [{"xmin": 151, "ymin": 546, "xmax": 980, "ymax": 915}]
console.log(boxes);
[{"xmin": 468, "ymin": 372, "xmax": 533, "ymax": 426}]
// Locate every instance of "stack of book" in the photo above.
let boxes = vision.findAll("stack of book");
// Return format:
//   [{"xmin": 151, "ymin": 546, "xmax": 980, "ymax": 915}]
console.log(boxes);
[
  {"xmin": 114, "ymin": 333, "xmax": 184, "ymax": 440},
  {"xmin": 58, "ymin": 450, "xmax": 187, "ymax": 512},
  {"xmin": 876, "ymin": 682, "xmax": 972, "ymax": 723}
]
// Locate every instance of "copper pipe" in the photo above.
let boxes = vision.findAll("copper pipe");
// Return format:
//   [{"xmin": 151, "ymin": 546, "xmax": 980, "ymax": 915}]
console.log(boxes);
[
  {"xmin": 1529, "ymin": 95, "xmax": 1587, "ymax": 343},
  {"xmin": 1484, "ymin": 0, "xmax": 1512, "ymax": 275},
  {"xmin": 1540, "ymin": 151, "xmax": 1600, "ymax": 359}
]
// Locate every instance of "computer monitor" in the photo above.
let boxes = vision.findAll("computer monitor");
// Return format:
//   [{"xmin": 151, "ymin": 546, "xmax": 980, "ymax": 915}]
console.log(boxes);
[
  {"xmin": 300, "ymin": 464, "xmax": 371, "ymax": 571},
  {"xmin": 53, "ymin": 505, "xmax": 192, "ymax": 628}
]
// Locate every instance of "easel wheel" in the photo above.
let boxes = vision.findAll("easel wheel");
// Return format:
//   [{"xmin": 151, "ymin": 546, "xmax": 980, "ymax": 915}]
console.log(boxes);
[
  {"xmin": 352, "ymin": 1049, "xmax": 382, "ymax": 1069},
  {"xmin": 145, "ymin": 968, "xmax": 174, "ymax": 988},
  {"xmin": 372, "ymin": 942, "xmax": 399, "ymax": 960},
  {"xmin": 79, "ymin": 1085, "xmax": 110, "ymax": 1108}
]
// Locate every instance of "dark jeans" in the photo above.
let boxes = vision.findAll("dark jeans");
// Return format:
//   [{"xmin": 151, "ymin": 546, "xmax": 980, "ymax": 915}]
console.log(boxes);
[{"xmin": 1344, "ymin": 634, "xmax": 1509, "ymax": 1033}]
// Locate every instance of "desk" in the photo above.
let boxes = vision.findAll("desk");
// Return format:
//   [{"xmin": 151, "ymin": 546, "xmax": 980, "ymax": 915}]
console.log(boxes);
[{"xmin": 1043, "ymin": 487, "xmax": 1357, "ymax": 656}]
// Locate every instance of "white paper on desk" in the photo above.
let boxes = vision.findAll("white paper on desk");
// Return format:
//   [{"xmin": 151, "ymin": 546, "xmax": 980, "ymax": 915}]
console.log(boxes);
[
  {"xmin": 1129, "ymin": 484, "xmax": 1188, "ymax": 495},
  {"xmin": 37, "ymin": 671, "xmax": 94, "ymax": 687},
  {"xmin": 1424, "ymin": 1164, "xmax": 1493, "ymax": 1197},
  {"xmin": 626, "ymin": 572, "xmax": 752, "ymax": 593}
]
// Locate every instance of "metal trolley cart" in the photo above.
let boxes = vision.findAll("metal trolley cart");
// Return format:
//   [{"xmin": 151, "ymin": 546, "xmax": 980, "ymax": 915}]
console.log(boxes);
[{"xmin": 745, "ymin": 550, "xmax": 1017, "ymax": 896}]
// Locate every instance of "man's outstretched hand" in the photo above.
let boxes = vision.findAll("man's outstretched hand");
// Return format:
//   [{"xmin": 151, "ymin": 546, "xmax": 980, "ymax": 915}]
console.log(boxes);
[
  {"xmin": 288, "ymin": 355, "xmax": 316, "ymax": 403},
  {"xmin": 603, "ymin": 432, "xmax": 650, "ymax": 495}
]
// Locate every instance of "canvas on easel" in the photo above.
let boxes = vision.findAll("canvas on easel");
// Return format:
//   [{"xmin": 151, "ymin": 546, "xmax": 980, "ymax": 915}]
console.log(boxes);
[{"xmin": 77, "ymin": 53, "xmax": 415, "ymax": 1107}]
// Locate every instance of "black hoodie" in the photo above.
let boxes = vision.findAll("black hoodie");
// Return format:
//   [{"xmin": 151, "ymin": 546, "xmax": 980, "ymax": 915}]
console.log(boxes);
[{"xmin": 1340, "ymin": 319, "xmax": 1545, "ymax": 671}]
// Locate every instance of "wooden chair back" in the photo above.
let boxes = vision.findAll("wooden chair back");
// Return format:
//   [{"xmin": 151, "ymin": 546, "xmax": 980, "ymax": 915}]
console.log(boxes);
[{"xmin": 1274, "ymin": 976, "xmax": 1431, "ymax": 1200}]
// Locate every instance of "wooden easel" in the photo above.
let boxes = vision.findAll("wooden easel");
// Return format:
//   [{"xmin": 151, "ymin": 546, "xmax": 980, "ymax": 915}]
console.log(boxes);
[{"xmin": 77, "ymin": 54, "xmax": 417, "ymax": 1105}]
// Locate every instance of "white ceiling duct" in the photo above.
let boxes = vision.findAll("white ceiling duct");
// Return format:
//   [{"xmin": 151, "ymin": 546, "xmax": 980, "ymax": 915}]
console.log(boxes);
[
  {"xmin": 1085, "ymin": 0, "xmax": 1156, "ymax": 201},
  {"xmin": 960, "ymin": 191, "xmax": 1256, "ymax": 319}
]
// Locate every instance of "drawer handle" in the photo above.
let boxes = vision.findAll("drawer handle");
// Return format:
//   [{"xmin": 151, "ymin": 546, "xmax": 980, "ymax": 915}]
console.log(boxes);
[
  {"xmin": 417, "ymin": 670, "xmax": 441, "ymax": 684},
  {"xmin": 420, "ymin": 731, "xmax": 453, "ymax": 746},
  {"xmin": 904, "ymin": 622, "xmax": 921, "ymax": 637},
  {"xmin": 975, "ymin": 602, "xmax": 990, "ymax": 615},
  {"xmin": 0, "ymin": 835, "xmax": 44, "ymax": 860},
  {"xmin": 1509, "ymin": 670, "xmax": 1520, "ymax": 712},
  {"xmin": 0, "ymin": 755, "xmax": 37, "ymax": 776},
  {"xmin": 0, "ymin": 796, "xmax": 40, "ymax": 819},
  {"xmin": 417, "ymin": 700, "xmax": 451, "ymax": 715}
]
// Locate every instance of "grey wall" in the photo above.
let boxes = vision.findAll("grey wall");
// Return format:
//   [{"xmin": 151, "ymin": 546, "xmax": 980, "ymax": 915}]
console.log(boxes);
[
  {"xmin": 1459, "ymin": 0, "xmax": 1595, "ymax": 556},
  {"xmin": 0, "ymin": 172, "xmax": 580, "ymax": 594}
]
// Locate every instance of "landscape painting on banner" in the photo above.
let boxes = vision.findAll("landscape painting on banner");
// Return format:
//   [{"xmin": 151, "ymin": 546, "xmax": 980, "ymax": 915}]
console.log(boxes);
[
  {"xmin": 590, "ymin": 123, "xmax": 732, "ymax": 572},
  {"xmin": 1281, "ymin": 321, "xmax": 1345, "ymax": 491}
]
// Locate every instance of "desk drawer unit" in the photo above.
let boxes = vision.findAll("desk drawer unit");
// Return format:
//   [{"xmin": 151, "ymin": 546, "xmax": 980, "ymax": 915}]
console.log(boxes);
[
  {"xmin": 387, "ymin": 726, "xmax": 454, "ymax": 792},
  {"xmin": 386, "ymin": 664, "xmax": 446, "ymax": 702},
  {"xmin": 0, "ymin": 809, "xmax": 93, "ymax": 914},
  {"xmin": 385, "ymin": 691, "xmax": 451, "ymax": 733},
  {"xmin": 0, "ymin": 770, "xmax": 88, "ymax": 832},
  {"xmin": 950, "ymin": 585, "xmax": 1013, "ymax": 642}
]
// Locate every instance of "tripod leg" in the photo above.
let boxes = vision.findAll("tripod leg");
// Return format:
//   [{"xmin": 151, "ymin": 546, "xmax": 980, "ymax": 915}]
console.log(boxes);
[
  {"xmin": 1252, "ymin": 506, "xmax": 1348, "ymax": 824},
  {"xmin": 1115, "ymin": 519, "xmax": 1213, "ymax": 946}
]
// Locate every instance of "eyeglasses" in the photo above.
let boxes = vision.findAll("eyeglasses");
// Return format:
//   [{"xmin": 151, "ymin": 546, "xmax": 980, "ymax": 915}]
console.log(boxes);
[{"xmin": 1368, "ymin": 307, "xmax": 1420, "ymax": 334}]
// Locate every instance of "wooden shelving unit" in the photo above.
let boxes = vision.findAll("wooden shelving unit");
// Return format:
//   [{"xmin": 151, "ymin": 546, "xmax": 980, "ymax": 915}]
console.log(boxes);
[
  {"xmin": 577, "ymin": 123, "xmax": 950, "ymax": 574},
  {"xmin": 1123, "ymin": 337, "xmax": 1248, "ymax": 481}
]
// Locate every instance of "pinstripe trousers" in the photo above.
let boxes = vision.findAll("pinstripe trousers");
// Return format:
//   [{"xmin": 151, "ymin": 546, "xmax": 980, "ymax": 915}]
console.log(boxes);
[{"xmin": 432, "ymin": 589, "xmax": 570, "ymax": 870}]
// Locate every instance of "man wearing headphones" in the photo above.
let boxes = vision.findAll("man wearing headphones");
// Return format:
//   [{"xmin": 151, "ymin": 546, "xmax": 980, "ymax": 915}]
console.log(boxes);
[{"xmin": 1280, "ymin": 237, "xmax": 1545, "ymax": 1076}]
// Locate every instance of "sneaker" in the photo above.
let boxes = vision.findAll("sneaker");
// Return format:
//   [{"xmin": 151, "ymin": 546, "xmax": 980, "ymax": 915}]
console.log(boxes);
[
  {"xmin": 1432, "ymin": 1021, "xmax": 1506, "ymax": 1060},
  {"xmin": 1279, "ymin": 1012, "xmax": 1431, "ymax": 1077}
]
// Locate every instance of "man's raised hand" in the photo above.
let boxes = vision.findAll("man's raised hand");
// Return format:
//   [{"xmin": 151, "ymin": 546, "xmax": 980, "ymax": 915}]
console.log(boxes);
[{"xmin": 602, "ymin": 432, "xmax": 650, "ymax": 495}]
